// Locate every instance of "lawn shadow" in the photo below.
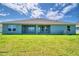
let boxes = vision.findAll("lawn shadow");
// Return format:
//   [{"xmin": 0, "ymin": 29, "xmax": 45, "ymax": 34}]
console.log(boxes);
[{"xmin": 1, "ymin": 33, "xmax": 77, "ymax": 36}]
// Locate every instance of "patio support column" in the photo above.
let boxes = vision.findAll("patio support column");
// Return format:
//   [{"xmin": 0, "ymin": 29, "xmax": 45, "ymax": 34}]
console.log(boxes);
[
  {"xmin": 50, "ymin": 25, "xmax": 52, "ymax": 34},
  {"xmin": 36, "ymin": 25, "xmax": 38, "ymax": 34}
]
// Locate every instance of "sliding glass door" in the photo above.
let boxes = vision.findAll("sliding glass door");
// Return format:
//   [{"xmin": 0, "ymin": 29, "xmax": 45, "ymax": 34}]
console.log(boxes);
[
  {"xmin": 38, "ymin": 25, "xmax": 50, "ymax": 34},
  {"xmin": 27, "ymin": 26, "xmax": 35, "ymax": 33},
  {"xmin": 22, "ymin": 25, "xmax": 50, "ymax": 34},
  {"xmin": 22, "ymin": 25, "xmax": 36, "ymax": 34}
]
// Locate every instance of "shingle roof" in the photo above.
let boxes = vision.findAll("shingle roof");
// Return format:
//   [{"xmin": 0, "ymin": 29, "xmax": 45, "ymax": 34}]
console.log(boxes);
[
  {"xmin": 2, "ymin": 18, "xmax": 75, "ymax": 25},
  {"xmin": 0, "ymin": 24, "xmax": 2, "ymax": 28},
  {"xmin": 76, "ymin": 23, "xmax": 79, "ymax": 27}
]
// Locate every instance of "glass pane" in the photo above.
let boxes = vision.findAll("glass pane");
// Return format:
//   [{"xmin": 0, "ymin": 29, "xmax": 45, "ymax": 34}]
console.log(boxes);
[
  {"xmin": 28, "ymin": 27, "xmax": 35, "ymax": 32},
  {"xmin": 13, "ymin": 28, "xmax": 16, "ymax": 31},
  {"xmin": 8, "ymin": 28, "xmax": 11, "ymax": 31},
  {"xmin": 8, "ymin": 25, "xmax": 16, "ymax": 29}
]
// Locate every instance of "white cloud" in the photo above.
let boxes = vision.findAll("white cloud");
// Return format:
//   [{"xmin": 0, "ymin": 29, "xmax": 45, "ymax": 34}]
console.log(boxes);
[
  {"xmin": 46, "ymin": 3, "xmax": 77, "ymax": 20},
  {"xmin": 46, "ymin": 8, "xmax": 64, "ymax": 20},
  {"xmin": 0, "ymin": 13, "xmax": 9, "ymax": 16},
  {"xmin": 2, "ymin": 3, "xmax": 40, "ymax": 15},
  {"xmin": 0, "ymin": 8, "xmax": 9, "ymax": 16},
  {"xmin": 31, "ymin": 6, "xmax": 45, "ymax": 18},
  {"xmin": 26, "ymin": 3, "xmax": 45, "ymax": 18},
  {"xmin": 62, "ymin": 4, "xmax": 77, "ymax": 14},
  {"xmin": 26, "ymin": 3, "xmax": 39, "ymax": 10},
  {"xmin": 2, "ymin": 3, "xmax": 37, "ymax": 15},
  {"xmin": 2, "ymin": 3, "xmax": 28, "ymax": 15},
  {"xmin": 2, "ymin": 3, "xmax": 45, "ymax": 18},
  {"xmin": 2, "ymin": 3, "xmax": 78, "ymax": 20},
  {"xmin": 55, "ymin": 3, "xmax": 66, "ymax": 7}
]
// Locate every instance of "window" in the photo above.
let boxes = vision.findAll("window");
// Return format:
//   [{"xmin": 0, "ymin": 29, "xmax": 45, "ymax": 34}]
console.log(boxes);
[
  {"xmin": 8, "ymin": 25, "xmax": 16, "ymax": 32},
  {"xmin": 67, "ymin": 26, "xmax": 70, "ymax": 31}
]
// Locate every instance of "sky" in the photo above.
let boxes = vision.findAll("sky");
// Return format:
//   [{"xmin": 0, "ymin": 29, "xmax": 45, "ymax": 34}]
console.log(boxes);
[{"xmin": 0, "ymin": 3, "xmax": 79, "ymax": 23}]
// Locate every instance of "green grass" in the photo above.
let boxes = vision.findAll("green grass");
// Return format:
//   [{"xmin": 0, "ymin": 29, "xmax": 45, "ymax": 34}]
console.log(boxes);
[{"xmin": 0, "ymin": 34, "xmax": 79, "ymax": 56}]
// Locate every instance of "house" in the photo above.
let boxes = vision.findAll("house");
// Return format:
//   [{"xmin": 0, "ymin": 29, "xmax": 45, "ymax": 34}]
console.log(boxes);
[
  {"xmin": 76, "ymin": 23, "xmax": 79, "ymax": 34},
  {"xmin": 1, "ymin": 18, "xmax": 76, "ymax": 34}
]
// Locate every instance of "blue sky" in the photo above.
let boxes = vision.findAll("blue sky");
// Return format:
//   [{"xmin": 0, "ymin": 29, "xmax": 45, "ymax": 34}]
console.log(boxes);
[{"xmin": 0, "ymin": 3, "xmax": 79, "ymax": 23}]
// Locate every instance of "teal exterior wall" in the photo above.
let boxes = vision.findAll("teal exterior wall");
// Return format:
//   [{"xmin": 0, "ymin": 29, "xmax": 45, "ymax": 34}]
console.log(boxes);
[
  {"xmin": 2, "ymin": 24, "xmax": 76, "ymax": 34},
  {"xmin": 2, "ymin": 24, "xmax": 22, "ymax": 34},
  {"xmin": 50, "ymin": 25, "xmax": 65, "ymax": 34},
  {"xmin": 50, "ymin": 25, "xmax": 76, "ymax": 34},
  {"xmin": 76, "ymin": 27, "xmax": 79, "ymax": 33},
  {"xmin": 0, "ymin": 27, "xmax": 2, "ymax": 33}
]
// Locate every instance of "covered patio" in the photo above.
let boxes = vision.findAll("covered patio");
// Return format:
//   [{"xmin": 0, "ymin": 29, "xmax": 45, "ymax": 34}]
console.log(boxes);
[{"xmin": 22, "ymin": 25, "xmax": 50, "ymax": 34}]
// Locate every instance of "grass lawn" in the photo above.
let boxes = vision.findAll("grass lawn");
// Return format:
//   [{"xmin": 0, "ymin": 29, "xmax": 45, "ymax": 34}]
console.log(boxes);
[{"xmin": 0, "ymin": 34, "xmax": 79, "ymax": 56}]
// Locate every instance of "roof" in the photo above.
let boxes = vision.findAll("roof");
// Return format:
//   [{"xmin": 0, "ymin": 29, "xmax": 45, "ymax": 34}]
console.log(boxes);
[
  {"xmin": 0, "ymin": 24, "xmax": 2, "ymax": 28},
  {"xmin": 1, "ymin": 18, "xmax": 75, "ymax": 25},
  {"xmin": 75, "ymin": 22, "xmax": 79, "ymax": 27},
  {"xmin": 76, "ymin": 23, "xmax": 79, "ymax": 27}
]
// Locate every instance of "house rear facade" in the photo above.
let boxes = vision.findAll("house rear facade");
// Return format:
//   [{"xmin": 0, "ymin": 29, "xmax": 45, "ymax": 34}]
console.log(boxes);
[
  {"xmin": 76, "ymin": 23, "xmax": 79, "ymax": 33},
  {"xmin": 1, "ymin": 18, "xmax": 76, "ymax": 34}
]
